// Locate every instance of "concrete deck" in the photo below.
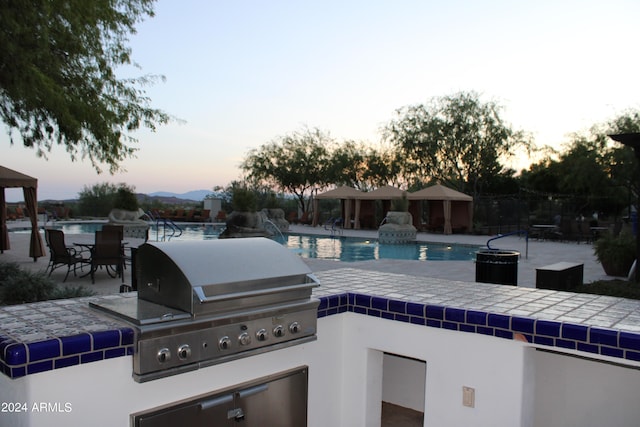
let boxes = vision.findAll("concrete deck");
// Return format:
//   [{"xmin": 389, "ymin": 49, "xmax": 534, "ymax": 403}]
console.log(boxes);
[{"xmin": 1, "ymin": 221, "xmax": 612, "ymax": 297}]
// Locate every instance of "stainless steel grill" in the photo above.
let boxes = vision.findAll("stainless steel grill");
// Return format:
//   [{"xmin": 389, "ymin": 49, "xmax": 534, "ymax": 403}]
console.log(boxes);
[{"xmin": 91, "ymin": 238, "xmax": 319, "ymax": 383}]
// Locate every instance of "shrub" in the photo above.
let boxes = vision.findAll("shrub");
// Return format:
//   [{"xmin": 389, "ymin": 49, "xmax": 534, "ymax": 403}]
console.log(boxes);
[
  {"xmin": 0, "ymin": 262, "xmax": 22, "ymax": 280},
  {"xmin": 113, "ymin": 183, "xmax": 139, "ymax": 211},
  {"xmin": 0, "ymin": 262, "xmax": 95, "ymax": 305},
  {"xmin": 593, "ymin": 232, "xmax": 636, "ymax": 277},
  {"xmin": 1, "ymin": 268, "xmax": 56, "ymax": 304},
  {"xmin": 391, "ymin": 192, "xmax": 409, "ymax": 212},
  {"xmin": 50, "ymin": 285, "xmax": 96, "ymax": 300},
  {"xmin": 231, "ymin": 186, "xmax": 257, "ymax": 212}
]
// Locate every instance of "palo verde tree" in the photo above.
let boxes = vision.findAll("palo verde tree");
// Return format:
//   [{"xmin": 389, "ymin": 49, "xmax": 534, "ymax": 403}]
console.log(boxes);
[
  {"xmin": 384, "ymin": 91, "xmax": 529, "ymax": 198},
  {"xmin": 241, "ymin": 127, "xmax": 333, "ymax": 214},
  {"xmin": 0, "ymin": 0, "xmax": 169, "ymax": 173}
]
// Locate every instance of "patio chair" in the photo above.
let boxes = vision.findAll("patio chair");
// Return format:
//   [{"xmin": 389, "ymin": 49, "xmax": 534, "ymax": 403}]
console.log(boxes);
[
  {"xmin": 89, "ymin": 230, "xmax": 125, "ymax": 284},
  {"xmin": 101, "ymin": 224, "xmax": 124, "ymax": 241},
  {"xmin": 102, "ymin": 224, "xmax": 132, "ymax": 271},
  {"xmin": 44, "ymin": 229, "xmax": 88, "ymax": 282}
]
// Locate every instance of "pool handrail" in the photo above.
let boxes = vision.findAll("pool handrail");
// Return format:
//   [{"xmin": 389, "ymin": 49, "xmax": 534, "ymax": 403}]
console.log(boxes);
[
  {"xmin": 324, "ymin": 217, "xmax": 343, "ymax": 236},
  {"xmin": 486, "ymin": 230, "xmax": 529, "ymax": 259},
  {"xmin": 146, "ymin": 210, "xmax": 183, "ymax": 241}
]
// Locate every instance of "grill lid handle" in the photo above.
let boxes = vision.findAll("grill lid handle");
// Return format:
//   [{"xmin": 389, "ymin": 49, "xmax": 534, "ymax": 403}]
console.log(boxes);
[{"xmin": 193, "ymin": 282, "xmax": 317, "ymax": 304}]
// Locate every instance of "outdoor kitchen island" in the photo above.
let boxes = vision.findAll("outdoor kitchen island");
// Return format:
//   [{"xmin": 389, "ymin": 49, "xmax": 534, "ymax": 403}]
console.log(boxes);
[{"xmin": 2, "ymin": 267, "xmax": 640, "ymax": 427}]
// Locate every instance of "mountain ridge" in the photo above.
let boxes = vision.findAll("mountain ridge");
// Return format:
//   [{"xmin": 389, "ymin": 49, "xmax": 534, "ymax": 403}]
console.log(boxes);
[{"xmin": 147, "ymin": 189, "xmax": 214, "ymax": 201}]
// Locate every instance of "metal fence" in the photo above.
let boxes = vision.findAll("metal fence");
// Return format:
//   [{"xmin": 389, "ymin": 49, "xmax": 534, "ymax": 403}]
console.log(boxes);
[{"xmin": 473, "ymin": 193, "xmax": 628, "ymax": 239}]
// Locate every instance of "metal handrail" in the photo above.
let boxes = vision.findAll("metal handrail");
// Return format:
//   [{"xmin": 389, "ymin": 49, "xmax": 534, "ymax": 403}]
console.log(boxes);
[
  {"xmin": 161, "ymin": 219, "xmax": 182, "ymax": 241},
  {"xmin": 324, "ymin": 217, "xmax": 343, "ymax": 236},
  {"xmin": 486, "ymin": 229, "xmax": 529, "ymax": 259},
  {"xmin": 146, "ymin": 211, "xmax": 183, "ymax": 241}
]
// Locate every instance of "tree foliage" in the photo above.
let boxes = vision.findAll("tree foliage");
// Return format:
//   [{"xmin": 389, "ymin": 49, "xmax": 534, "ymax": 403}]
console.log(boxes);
[
  {"xmin": 113, "ymin": 183, "xmax": 139, "ymax": 211},
  {"xmin": 77, "ymin": 182, "xmax": 136, "ymax": 216},
  {"xmin": 241, "ymin": 127, "xmax": 333, "ymax": 213},
  {"xmin": 0, "ymin": 0, "xmax": 169, "ymax": 173},
  {"xmin": 326, "ymin": 141, "xmax": 401, "ymax": 191},
  {"xmin": 241, "ymin": 128, "xmax": 405, "ymax": 213},
  {"xmin": 520, "ymin": 110, "xmax": 640, "ymax": 217},
  {"xmin": 384, "ymin": 91, "xmax": 528, "ymax": 197}
]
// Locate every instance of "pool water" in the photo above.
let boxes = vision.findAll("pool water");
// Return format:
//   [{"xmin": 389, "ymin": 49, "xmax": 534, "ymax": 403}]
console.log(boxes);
[{"xmin": 36, "ymin": 222, "xmax": 479, "ymax": 262}]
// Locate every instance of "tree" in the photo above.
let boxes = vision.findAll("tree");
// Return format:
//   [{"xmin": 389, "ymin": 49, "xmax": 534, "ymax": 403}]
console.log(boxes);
[
  {"xmin": 519, "ymin": 110, "xmax": 640, "ymax": 218},
  {"xmin": 0, "ymin": 0, "xmax": 169, "ymax": 173},
  {"xmin": 241, "ymin": 127, "xmax": 333, "ymax": 213},
  {"xmin": 113, "ymin": 183, "xmax": 139, "ymax": 211},
  {"xmin": 325, "ymin": 141, "xmax": 401, "ymax": 191},
  {"xmin": 77, "ymin": 182, "xmax": 137, "ymax": 216},
  {"xmin": 77, "ymin": 182, "xmax": 119, "ymax": 217},
  {"xmin": 384, "ymin": 91, "xmax": 528, "ymax": 197}
]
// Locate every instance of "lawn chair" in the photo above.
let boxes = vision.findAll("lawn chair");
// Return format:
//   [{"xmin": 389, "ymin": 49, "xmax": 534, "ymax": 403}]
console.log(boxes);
[{"xmin": 44, "ymin": 228, "xmax": 88, "ymax": 282}]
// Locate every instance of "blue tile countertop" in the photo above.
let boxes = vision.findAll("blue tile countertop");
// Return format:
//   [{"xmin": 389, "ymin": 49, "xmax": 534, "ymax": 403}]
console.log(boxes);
[
  {"xmin": 0, "ymin": 294, "xmax": 136, "ymax": 379},
  {"xmin": 314, "ymin": 268, "xmax": 640, "ymax": 362},
  {"xmin": 2, "ymin": 268, "xmax": 640, "ymax": 379}
]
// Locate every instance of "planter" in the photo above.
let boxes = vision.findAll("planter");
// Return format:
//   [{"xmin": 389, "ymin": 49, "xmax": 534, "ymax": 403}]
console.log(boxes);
[
  {"xmin": 593, "ymin": 233, "xmax": 636, "ymax": 277},
  {"xmin": 600, "ymin": 259, "xmax": 634, "ymax": 277}
]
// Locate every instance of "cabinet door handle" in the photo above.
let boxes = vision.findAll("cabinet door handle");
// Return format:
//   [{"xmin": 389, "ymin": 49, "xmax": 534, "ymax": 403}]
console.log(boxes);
[
  {"xmin": 237, "ymin": 384, "xmax": 268, "ymax": 399},
  {"xmin": 199, "ymin": 394, "xmax": 233, "ymax": 411}
]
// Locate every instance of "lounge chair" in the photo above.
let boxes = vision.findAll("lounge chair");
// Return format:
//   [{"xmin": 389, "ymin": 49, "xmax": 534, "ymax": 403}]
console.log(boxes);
[
  {"xmin": 171, "ymin": 209, "xmax": 186, "ymax": 221},
  {"xmin": 44, "ymin": 229, "xmax": 88, "ymax": 282},
  {"xmin": 194, "ymin": 209, "xmax": 210, "ymax": 222},
  {"xmin": 215, "ymin": 210, "xmax": 227, "ymax": 222}
]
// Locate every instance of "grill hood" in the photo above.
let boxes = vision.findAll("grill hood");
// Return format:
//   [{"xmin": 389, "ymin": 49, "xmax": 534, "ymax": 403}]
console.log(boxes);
[{"xmin": 136, "ymin": 238, "xmax": 319, "ymax": 317}]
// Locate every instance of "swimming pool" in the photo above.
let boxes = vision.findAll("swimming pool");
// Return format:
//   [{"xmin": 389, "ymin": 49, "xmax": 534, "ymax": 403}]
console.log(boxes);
[{"xmin": 34, "ymin": 222, "xmax": 479, "ymax": 262}]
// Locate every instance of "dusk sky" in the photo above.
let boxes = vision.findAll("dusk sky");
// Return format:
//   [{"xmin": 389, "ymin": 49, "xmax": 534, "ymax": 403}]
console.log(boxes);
[{"xmin": 3, "ymin": 0, "xmax": 640, "ymax": 202}]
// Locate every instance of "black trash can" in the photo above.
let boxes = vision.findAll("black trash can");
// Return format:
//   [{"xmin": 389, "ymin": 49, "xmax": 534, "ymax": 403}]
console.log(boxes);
[{"xmin": 475, "ymin": 250, "xmax": 519, "ymax": 286}]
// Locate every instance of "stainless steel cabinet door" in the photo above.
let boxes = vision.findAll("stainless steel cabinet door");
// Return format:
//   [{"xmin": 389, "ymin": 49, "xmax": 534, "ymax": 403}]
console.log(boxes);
[
  {"xmin": 135, "ymin": 393, "xmax": 235, "ymax": 427},
  {"xmin": 133, "ymin": 367, "xmax": 308, "ymax": 427},
  {"xmin": 237, "ymin": 369, "xmax": 307, "ymax": 427}
]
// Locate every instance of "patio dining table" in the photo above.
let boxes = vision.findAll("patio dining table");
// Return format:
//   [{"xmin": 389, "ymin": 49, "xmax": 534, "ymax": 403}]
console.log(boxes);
[{"xmin": 73, "ymin": 239, "xmax": 131, "ymax": 283}]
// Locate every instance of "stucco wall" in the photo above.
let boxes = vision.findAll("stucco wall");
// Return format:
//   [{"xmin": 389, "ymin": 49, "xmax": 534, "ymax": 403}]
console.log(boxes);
[{"xmin": 3, "ymin": 312, "xmax": 640, "ymax": 427}]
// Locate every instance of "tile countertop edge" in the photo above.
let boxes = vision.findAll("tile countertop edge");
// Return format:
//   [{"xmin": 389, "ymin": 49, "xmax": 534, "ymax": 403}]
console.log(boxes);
[
  {"xmin": 2, "ymin": 268, "xmax": 640, "ymax": 379},
  {"xmin": 318, "ymin": 291, "xmax": 640, "ymax": 365}
]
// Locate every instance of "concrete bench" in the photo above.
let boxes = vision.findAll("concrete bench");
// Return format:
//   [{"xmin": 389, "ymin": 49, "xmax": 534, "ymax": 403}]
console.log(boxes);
[{"xmin": 536, "ymin": 262, "xmax": 584, "ymax": 291}]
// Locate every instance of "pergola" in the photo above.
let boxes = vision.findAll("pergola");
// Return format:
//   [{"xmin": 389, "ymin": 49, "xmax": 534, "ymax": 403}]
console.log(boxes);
[
  {"xmin": 313, "ymin": 184, "xmax": 473, "ymax": 234},
  {"xmin": 0, "ymin": 166, "xmax": 45, "ymax": 260},
  {"xmin": 314, "ymin": 185, "xmax": 408, "ymax": 229},
  {"xmin": 408, "ymin": 184, "xmax": 473, "ymax": 235},
  {"xmin": 312, "ymin": 186, "xmax": 363, "ymax": 228}
]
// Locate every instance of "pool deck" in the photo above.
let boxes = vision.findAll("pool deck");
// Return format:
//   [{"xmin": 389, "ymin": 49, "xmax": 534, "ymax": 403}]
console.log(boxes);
[{"xmin": 2, "ymin": 220, "xmax": 611, "ymax": 296}]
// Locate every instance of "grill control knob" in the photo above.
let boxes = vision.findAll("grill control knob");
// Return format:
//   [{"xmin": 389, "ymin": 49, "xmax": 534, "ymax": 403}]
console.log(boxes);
[
  {"xmin": 157, "ymin": 348, "xmax": 171, "ymax": 363},
  {"xmin": 273, "ymin": 325, "xmax": 285, "ymax": 338},
  {"xmin": 218, "ymin": 336, "xmax": 232, "ymax": 350},
  {"xmin": 256, "ymin": 328, "xmax": 268, "ymax": 341},
  {"xmin": 289, "ymin": 322, "xmax": 301, "ymax": 334},
  {"xmin": 177, "ymin": 344, "xmax": 191, "ymax": 360},
  {"xmin": 238, "ymin": 332, "xmax": 251, "ymax": 346}
]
